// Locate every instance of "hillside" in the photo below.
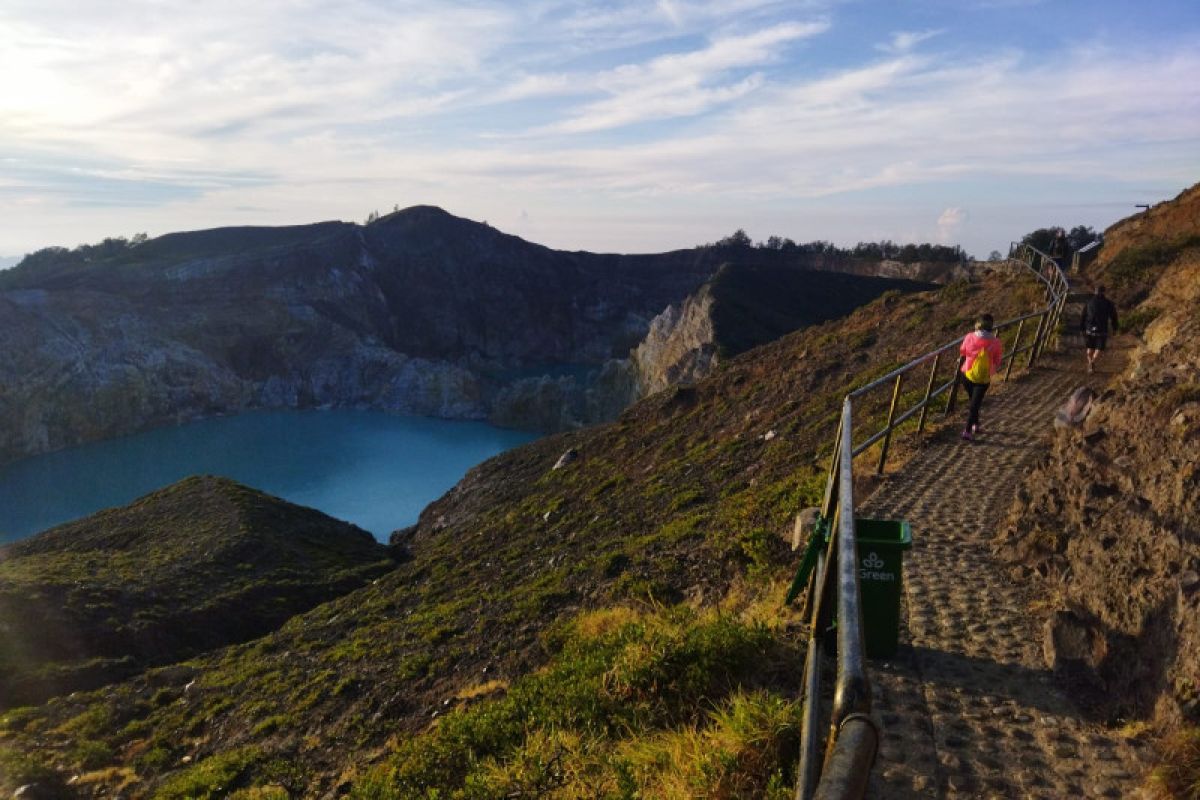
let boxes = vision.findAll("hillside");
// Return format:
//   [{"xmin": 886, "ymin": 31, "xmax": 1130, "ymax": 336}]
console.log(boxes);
[
  {"xmin": 997, "ymin": 183, "xmax": 1200, "ymax": 794},
  {"xmin": 619, "ymin": 263, "xmax": 934, "ymax": 400},
  {"xmin": 0, "ymin": 476, "xmax": 394, "ymax": 709},
  {"xmin": 0, "ymin": 209, "xmax": 960, "ymax": 467},
  {"xmin": 0, "ymin": 208, "xmax": 716, "ymax": 464},
  {"xmin": 0, "ymin": 269, "xmax": 1043, "ymax": 798}
]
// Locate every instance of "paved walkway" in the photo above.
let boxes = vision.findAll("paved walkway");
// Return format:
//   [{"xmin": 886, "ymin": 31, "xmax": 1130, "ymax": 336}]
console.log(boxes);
[{"xmin": 860, "ymin": 331, "xmax": 1153, "ymax": 799}]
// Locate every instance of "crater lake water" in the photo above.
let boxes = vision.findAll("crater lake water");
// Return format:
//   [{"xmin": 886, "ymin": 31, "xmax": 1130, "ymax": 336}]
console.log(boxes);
[{"xmin": 0, "ymin": 411, "xmax": 538, "ymax": 544}]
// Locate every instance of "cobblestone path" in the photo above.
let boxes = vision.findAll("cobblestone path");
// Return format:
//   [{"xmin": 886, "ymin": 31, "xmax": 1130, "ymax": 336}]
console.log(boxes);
[{"xmin": 859, "ymin": 332, "xmax": 1153, "ymax": 799}]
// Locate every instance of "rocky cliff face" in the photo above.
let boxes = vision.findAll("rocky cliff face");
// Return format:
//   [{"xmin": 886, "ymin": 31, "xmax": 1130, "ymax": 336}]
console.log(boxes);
[
  {"xmin": 632, "ymin": 284, "xmax": 720, "ymax": 395},
  {"xmin": 797, "ymin": 255, "xmax": 981, "ymax": 283},
  {"xmin": 1, "ymin": 213, "xmax": 950, "ymax": 463},
  {"xmin": 626, "ymin": 264, "xmax": 937, "ymax": 399},
  {"xmin": 0, "ymin": 209, "xmax": 724, "ymax": 463}
]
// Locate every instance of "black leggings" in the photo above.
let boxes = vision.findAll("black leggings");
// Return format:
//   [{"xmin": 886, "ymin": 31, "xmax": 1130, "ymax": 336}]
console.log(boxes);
[{"xmin": 961, "ymin": 375, "xmax": 989, "ymax": 429}]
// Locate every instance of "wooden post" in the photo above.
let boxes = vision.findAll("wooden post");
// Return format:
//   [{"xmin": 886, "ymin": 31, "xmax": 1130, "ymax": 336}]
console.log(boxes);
[
  {"xmin": 876, "ymin": 373, "xmax": 904, "ymax": 475},
  {"xmin": 943, "ymin": 356, "xmax": 964, "ymax": 418},
  {"xmin": 917, "ymin": 353, "xmax": 941, "ymax": 433},
  {"xmin": 1004, "ymin": 319, "xmax": 1024, "ymax": 382},
  {"xmin": 820, "ymin": 416, "xmax": 844, "ymax": 521},
  {"xmin": 1028, "ymin": 313, "xmax": 1047, "ymax": 367}
]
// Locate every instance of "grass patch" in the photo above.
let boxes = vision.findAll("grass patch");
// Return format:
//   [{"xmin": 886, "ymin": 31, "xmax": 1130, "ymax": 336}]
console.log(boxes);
[
  {"xmin": 154, "ymin": 747, "xmax": 262, "ymax": 800},
  {"xmin": 1121, "ymin": 306, "xmax": 1162, "ymax": 336},
  {"xmin": 1104, "ymin": 234, "xmax": 1200, "ymax": 302},
  {"xmin": 1148, "ymin": 726, "xmax": 1200, "ymax": 799},
  {"xmin": 350, "ymin": 602, "xmax": 799, "ymax": 799},
  {"xmin": 0, "ymin": 749, "xmax": 61, "ymax": 788}
]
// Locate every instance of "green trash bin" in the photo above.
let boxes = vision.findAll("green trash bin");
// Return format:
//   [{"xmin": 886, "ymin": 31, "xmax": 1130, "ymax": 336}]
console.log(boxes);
[{"xmin": 854, "ymin": 518, "xmax": 912, "ymax": 659}]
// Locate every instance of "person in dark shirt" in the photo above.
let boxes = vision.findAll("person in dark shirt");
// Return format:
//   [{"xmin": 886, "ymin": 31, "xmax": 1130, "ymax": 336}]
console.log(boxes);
[
  {"xmin": 1080, "ymin": 285, "xmax": 1119, "ymax": 374},
  {"xmin": 1048, "ymin": 228, "xmax": 1072, "ymax": 272}
]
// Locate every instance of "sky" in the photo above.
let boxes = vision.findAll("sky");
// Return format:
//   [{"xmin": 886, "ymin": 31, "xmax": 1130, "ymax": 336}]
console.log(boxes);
[{"xmin": 2, "ymin": 0, "xmax": 1198, "ymax": 263}]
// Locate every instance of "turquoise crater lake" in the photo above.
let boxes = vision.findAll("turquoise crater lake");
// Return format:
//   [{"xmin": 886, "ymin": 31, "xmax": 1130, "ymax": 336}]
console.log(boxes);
[{"xmin": 0, "ymin": 411, "xmax": 538, "ymax": 544}]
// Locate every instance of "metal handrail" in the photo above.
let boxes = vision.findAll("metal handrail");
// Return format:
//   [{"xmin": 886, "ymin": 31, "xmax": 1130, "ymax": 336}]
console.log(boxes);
[{"xmin": 794, "ymin": 242, "xmax": 1070, "ymax": 799}]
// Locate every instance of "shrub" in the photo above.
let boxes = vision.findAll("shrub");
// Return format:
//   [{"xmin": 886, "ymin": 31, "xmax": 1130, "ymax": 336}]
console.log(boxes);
[{"xmin": 73, "ymin": 739, "xmax": 115, "ymax": 770}]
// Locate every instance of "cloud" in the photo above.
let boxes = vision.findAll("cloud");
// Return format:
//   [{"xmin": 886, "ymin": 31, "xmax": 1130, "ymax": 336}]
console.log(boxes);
[
  {"xmin": 657, "ymin": 0, "xmax": 684, "ymax": 26},
  {"xmin": 878, "ymin": 29, "xmax": 943, "ymax": 54},
  {"xmin": 937, "ymin": 207, "xmax": 967, "ymax": 243},
  {"xmin": 0, "ymin": 1, "xmax": 1197, "ymax": 259},
  {"xmin": 538, "ymin": 21, "xmax": 829, "ymax": 133}
]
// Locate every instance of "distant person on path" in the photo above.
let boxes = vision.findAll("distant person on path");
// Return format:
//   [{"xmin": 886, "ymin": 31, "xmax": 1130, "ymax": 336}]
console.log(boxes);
[
  {"xmin": 1080, "ymin": 285, "xmax": 1119, "ymax": 374},
  {"xmin": 1048, "ymin": 228, "xmax": 1072, "ymax": 273},
  {"xmin": 958, "ymin": 314, "xmax": 1004, "ymax": 442}
]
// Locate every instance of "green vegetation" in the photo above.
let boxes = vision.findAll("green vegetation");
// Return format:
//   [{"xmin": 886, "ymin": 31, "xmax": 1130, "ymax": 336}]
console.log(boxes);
[
  {"xmin": 0, "ymin": 476, "xmax": 393, "ymax": 707},
  {"xmin": 1148, "ymin": 726, "xmax": 1200, "ymax": 799},
  {"xmin": 1121, "ymin": 306, "xmax": 1162, "ymax": 336},
  {"xmin": 711, "ymin": 228, "xmax": 972, "ymax": 263},
  {"xmin": 154, "ymin": 747, "xmax": 262, "ymax": 800},
  {"xmin": 351, "ymin": 600, "xmax": 802, "ymax": 799},
  {"xmin": 1103, "ymin": 234, "xmax": 1200, "ymax": 302},
  {"xmin": 1021, "ymin": 225, "xmax": 1102, "ymax": 257}
]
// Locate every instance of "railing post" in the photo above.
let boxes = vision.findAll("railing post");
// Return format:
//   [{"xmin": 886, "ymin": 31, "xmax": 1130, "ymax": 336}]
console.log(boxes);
[
  {"xmin": 876, "ymin": 373, "xmax": 904, "ymax": 475},
  {"xmin": 820, "ymin": 417, "xmax": 844, "ymax": 521},
  {"xmin": 1028, "ymin": 313, "xmax": 1048, "ymax": 367},
  {"xmin": 943, "ymin": 357, "xmax": 963, "ymax": 418},
  {"xmin": 1053, "ymin": 294, "xmax": 1068, "ymax": 350},
  {"xmin": 1004, "ymin": 319, "xmax": 1024, "ymax": 382},
  {"xmin": 916, "ymin": 353, "xmax": 941, "ymax": 433},
  {"xmin": 1047, "ymin": 300, "xmax": 1062, "ymax": 353},
  {"xmin": 797, "ymin": 547, "xmax": 830, "ymax": 800}
]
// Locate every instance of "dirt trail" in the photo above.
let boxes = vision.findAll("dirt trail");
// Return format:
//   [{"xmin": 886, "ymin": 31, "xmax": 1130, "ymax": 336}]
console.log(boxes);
[{"xmin": 860, "ymin": 324, "xmax": 1153, "ymax": 799}]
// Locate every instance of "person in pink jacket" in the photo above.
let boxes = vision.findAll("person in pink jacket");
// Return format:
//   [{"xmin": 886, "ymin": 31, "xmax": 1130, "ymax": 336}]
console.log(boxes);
[{"xmin": 958, "ymin": 314, "xmax": 1003, "ymax": 441}]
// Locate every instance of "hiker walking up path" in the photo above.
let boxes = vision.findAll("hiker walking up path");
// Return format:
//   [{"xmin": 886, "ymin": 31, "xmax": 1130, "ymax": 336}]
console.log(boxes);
[{"xmin": 860, "ymin": 322, "xmax": 1151, "ymax": 799}]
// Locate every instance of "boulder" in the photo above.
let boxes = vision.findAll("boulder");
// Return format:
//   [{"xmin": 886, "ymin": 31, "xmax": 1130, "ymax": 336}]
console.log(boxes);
[
  {"xmin": 791, "ymin": 507, "xmax": 822, "ymax": 550},
  {"xmin": 552, "ymin": 449, "xmax": 579, "ymax": 470},
  {"xmin": 1053, "ymin": 386, "xmax": 1094, "ymax": 429},
  {"xmin": 1043, "ymin": 610, "xmax": 1106, "ymax": 672}
]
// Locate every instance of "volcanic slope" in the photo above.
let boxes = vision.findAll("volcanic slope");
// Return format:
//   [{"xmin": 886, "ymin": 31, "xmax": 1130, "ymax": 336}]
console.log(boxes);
[
  {"xmin": 998, "ymin": 182, "xmax": 1200, "ymax": 796},
  {"xmin": 0, "ymin": 208, "xmax": 946, "ymax": 465},
  {"xmin": 0, "ymin": 207, "xmax": 717, "ymax": 463},
  {"xmin": 0, "ymin": 476, "xmax": 394, "ymax": 709},
  {"xmin": 0, "ymin": 269, "xmax": 1044, "ymax": 797}
]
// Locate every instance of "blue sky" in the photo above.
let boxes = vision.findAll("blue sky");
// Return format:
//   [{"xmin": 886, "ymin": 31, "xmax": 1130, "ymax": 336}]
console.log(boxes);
[{"xmin": 1, "ymin": 0, "xmax": 1197, "ymax": 262}]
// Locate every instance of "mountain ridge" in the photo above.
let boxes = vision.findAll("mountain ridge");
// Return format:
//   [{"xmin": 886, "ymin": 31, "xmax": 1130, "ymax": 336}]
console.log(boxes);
[{"xmin": 0, "ymin": 206, "xmax": 939, "ymax": 467}]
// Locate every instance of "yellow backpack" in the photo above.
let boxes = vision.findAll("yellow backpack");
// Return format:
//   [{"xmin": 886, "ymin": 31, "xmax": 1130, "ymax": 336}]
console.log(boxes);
[{"xmin": 965, "ymin": 346, "xmax": 992, "ymax": 383}]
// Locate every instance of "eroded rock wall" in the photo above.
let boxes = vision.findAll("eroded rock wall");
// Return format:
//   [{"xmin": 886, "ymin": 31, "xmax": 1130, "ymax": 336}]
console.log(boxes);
[{"xmin": 997, "ymin": 186, "xmax": 1200, "ymax": 726}]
